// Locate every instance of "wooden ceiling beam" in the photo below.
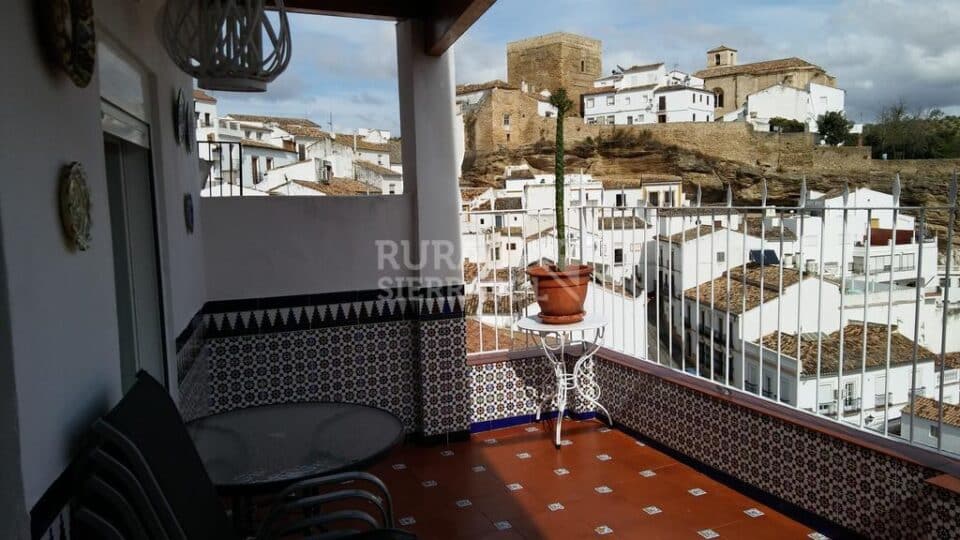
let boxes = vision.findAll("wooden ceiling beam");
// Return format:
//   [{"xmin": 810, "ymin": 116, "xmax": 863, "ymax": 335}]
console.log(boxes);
[
  {"xmin": 424, "ymin": 0, "xmax": 496, "ymax": 56},
  {"xmin": 269, "ymin": 0, "xmax": 497, "ymax": 55},
  {"xmin": 269, "ymin": 0, "xmax": 424, "ymax": 20}
]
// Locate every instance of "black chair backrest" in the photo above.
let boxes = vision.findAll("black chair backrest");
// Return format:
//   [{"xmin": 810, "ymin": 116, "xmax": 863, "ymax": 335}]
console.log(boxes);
[
  {"xmin": 102, "ymin": 371, "xmax": 235, "ymax": 539},
  {"xmin": 85, "ymin": 443, "xmax": 173, "ymax": 540}
]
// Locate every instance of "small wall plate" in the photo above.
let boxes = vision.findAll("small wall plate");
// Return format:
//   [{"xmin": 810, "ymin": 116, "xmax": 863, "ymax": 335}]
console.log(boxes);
[{"xmin": 59, "ymin": 162, "xmax": 92, "ymax": 251}]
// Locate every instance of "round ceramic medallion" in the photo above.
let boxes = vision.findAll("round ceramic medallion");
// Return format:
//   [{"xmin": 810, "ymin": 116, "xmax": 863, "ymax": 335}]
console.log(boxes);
[
  {"xmin": 174, "ymin": 89, "xmax": 185, "ymax": 145},
  {"xmin": 59, "ymin": 162, "xmax": 92, "ymax": 251},
  {"xmin": 50, "ymin": 0, "xmax": 97, "ymax": 88},
  {"xmin": 182, "ymin": 93, "xmax": 195, "ymax": 151},
  {"xmin": 183, "ymin": 193, "xmax": 194, "ymax": 233}
]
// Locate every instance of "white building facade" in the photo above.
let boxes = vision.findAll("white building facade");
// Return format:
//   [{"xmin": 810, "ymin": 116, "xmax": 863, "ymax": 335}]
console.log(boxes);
[{"xmin": 583, "ymin": 63, "xmax": 716, "ymax": 125}]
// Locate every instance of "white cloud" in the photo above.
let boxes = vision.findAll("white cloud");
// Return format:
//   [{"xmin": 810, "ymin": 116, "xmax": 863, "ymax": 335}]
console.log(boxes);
[
  {"xmin": 210, "ymin": 1, "xmax": 960, "ymax": 133},
  {"xmin": 454, "ymin": 0, "xmax": 960, "ymax": 121}
]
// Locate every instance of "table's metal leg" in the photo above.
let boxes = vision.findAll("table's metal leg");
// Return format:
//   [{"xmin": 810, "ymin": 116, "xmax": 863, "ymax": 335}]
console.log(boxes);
[
  {"xmin": 535, "ymin": 387, "xmax": 557, "ymax": 422},
  {"xmin": 573, "ymin": 329, "xmax": 612, "ymax": 426},
  {"xmin": 555, "ymin": 335, "xmax": 567, "ymax": 447},
  {"xmin": 575, "ymin": 354, "xmax": 612, "ymax": 426},
  {"xmin": 537, "ymin": 333, "xmax": 569, "ymax": 448}
]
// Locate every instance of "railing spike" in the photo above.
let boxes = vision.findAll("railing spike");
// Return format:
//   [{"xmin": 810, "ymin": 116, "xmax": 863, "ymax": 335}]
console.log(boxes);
[
  {"xmin": 799, "ymin": 176, "xmax": 807, "ymax": 208},
  {"xmin": 696, "ymin": 183, "xmax": 702, "ymax": 207},
  {"xmin": 892, "ymin": 173, "xmax": 901, "ymax": 207},
  {"xmin": 842, "ymin": 181, "xmax": 849, "ymax": 207},
  {"xmin": 760, "ymin": 177, "xmax": 768, "ymax": 208},
  {"xmin": 726, "ymin": 183, "xmax": 733, "ymax": 208}
]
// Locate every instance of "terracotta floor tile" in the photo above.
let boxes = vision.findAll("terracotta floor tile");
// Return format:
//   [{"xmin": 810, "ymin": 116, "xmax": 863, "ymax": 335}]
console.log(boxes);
[
  {"xmin": 712, "ymin": 515, "xmax": 820, "ymax": 539},
  {"xmin": 362, "ymin": 422, "xmax": 813, "ymax": 540}
]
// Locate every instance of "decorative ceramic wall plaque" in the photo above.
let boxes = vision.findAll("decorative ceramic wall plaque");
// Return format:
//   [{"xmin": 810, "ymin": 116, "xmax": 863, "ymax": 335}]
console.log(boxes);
[
  {"xmin": 59, "ymin": 162, "xmax": 92, "ymax": 251},
  {"xmin": 183, "ymin": 193, "xmax": 194, "ymax": 233},
  {"xmin": 173, "ymin": 89, "xmax": 185, "ymax": 146},
  {"xmin": 50, "ymin": 0, "xmax": 97, "ymax": 88},
  {"xmin": 184, "ymin": 98, "xmax": 195, "ymax": 152}
]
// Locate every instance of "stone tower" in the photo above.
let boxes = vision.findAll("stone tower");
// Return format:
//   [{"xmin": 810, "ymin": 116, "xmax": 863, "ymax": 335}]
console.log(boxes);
[
  {"xmin": 706, "ymin": 45, "xmax": 737, "ymax": 68},
  {"xmin": 506, "ymin": 32, "xmax": 601, "ymax": 109}
]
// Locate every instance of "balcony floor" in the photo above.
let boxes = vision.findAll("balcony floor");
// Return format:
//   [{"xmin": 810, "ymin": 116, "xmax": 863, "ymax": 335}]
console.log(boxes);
[{"xmin": 368, "ymin": 420, "xmax": 822, "ymax": 539}]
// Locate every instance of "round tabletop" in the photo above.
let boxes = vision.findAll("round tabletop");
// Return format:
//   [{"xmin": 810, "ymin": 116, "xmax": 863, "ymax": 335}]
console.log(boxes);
[
  {"xmin": 187, "ymin": 402, "xmax": 403, "ymax": 495},
  {"xmin": 516, "ymin": 313, "xmax": 608, "ymax": 333}
]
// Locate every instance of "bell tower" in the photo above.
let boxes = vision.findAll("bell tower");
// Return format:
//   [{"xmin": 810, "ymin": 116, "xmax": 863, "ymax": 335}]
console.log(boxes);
[{"xmin": 706, "ymin": 45, "xmax": 737, "ymax": 68}]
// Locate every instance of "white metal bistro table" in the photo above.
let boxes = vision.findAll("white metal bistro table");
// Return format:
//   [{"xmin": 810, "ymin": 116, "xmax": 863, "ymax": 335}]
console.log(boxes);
[{"xmin": 516, "ymin": 313, "xmax": 612, "ymax": 447}]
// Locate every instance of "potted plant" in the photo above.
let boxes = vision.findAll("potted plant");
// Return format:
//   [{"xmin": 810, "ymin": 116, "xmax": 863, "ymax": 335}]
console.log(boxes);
[{"xmin": 526, "ymin": 87, "xmax": 593, "ymax": 324}]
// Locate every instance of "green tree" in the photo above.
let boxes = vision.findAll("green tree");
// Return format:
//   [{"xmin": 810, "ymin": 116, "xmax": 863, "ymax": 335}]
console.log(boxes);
[
  {"xmin": 863, "ymin": 100, "xmax": 960, "ymax": 159},
  {"xmin": 549, "ymin": 88, "xmax": 574, "ymax": 268},
  {"xmin": 817, "ymin": 111, "xmax": 853, "ymax": 145},
  {"xmin": 769, "ymin": 117, "xmax": 805, "ymax": 133}
]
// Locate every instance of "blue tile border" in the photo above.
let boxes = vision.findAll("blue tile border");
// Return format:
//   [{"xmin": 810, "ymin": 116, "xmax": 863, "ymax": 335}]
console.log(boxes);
[{"xmin": 470, "ymin": 410, "xmax": 597, "ymax": 433}]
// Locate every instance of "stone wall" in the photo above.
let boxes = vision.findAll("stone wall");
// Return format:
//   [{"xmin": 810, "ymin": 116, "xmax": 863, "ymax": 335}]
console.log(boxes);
[
  {"xmin": 506, "ymin": 32, "xmax": 602, "ymax": 107},
  {"xmin": 811, "ymin": 146, "xmax": 873, "ymax": 171},
  {"xmin": 703, "ymin": 70, "xmax": 836, "ymax": 116},
  {"xmin": 464, "ymin": 108, "xmax": 960, "ymax": 181},
  {"xmin": 537, "ymin": 118, "xmax": 815, "ymax": 168},
  {"xmin": 463, "ymin": 88, "xmax": 549, "ymax": 152}
]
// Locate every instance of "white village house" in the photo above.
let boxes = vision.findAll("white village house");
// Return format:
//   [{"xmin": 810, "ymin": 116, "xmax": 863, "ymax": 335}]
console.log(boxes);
[{"xmin": 583, "ymin": 63, "xmax": 715, "ymax": 125}]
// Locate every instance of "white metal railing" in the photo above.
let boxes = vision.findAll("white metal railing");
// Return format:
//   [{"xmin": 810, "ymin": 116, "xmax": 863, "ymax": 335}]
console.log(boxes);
[{"xmin": 462, "ymin": 174, "xmax": 960, "ymax": 458}]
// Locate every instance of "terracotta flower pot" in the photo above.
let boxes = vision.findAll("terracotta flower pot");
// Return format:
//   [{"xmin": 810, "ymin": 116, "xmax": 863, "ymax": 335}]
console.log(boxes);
[{"xmin": 526, "ymin": 264, "xmax": 593, "ymax": 324}]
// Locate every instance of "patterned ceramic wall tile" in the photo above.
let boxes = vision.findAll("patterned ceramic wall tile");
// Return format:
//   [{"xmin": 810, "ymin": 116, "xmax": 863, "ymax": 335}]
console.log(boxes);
[
  {"xmin": 178, "ymin": 353, "xmax": 210, "ymax": 422},
  {"xmin": 418, "ymin": 311, "xmax": 470, "ymax": 436},
  {"xmin": 594, "ymin": 359, "xmax": 960, "ymax": 539},
  {"xmin": 176, "ymin": 310, "xmax": 209, "ymax": 421},
  {"xmin": 175, "ymin": 311, "xmax": 206, "ymax": 383},
  {"xmin": 470, "ymin": 358, "xmax": 552, "ymax": 423},
  {"xmin": 206, "ymin": 320, "xmax": 421, "ymax": 432}
]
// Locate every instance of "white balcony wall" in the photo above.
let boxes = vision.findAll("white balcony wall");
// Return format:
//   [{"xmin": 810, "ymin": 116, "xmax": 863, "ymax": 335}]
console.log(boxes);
[
  {"xmin": 203, "ymin": 20, "xmax": 459, "ymax": 299},
  {"xmin": 1, "ymin": 0, "xmax": 208, "ymax": 512}
]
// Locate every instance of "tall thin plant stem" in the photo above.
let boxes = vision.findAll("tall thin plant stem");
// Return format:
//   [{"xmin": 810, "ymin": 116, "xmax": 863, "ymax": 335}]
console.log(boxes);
[{"xmin": 550, "ymin": 88, "xmax": 573, "ymax": 269}]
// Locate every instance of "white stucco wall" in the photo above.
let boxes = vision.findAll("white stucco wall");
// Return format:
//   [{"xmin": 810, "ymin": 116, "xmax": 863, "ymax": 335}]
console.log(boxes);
[
  {"xmin": 901, "ymin": 414, "xmax": 960, "ymax": 453},
  {"xmin": 203, "ymin": 196, "xmax": 416, "ymax": 298},
  {"xmin": 204, "ymin": 19, "xmax": 460, "ymax": 299},
  {"xmin": 1, "ymin": 0, "xmax": 208, "ymax": 510}
]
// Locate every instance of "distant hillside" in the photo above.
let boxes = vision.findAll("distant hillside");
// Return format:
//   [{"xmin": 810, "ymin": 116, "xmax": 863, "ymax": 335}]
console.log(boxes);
[{"xmin": 460, "ymin": 128, "xmax": 960, "ymax": 253}]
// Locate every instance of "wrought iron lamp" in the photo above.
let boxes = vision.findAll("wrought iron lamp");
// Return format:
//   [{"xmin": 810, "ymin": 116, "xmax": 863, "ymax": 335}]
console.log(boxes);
[{"xmin": 160, "ymin": 0, "xmax": 292, "ymax": 92}]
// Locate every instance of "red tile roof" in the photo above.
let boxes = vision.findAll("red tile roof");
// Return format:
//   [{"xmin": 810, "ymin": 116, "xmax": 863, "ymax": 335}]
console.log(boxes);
[
  {"xmin": 227, "ymin": 114, "xmax": 320, "ymax": 128},
  {"xmin": 240, "ymin": 139, "xmax": 296, "ymax": 152},
  {"xmin": 695, "ymin": 57, "xmax": 823, "ymax": 79},
  {"xmin": 707, "ymin": 45, "xmax": 737, "ymax": 53},
  {"xmin": 456, "ymin": 80, "xmax": 517, "ymax": 95},
  {"xmin": 302, "ymin": 178, "xmax": 379, "ymax": 196},
  {"xmin": 193, "ymin": 89, "xmax": 217, "ymax": 103},
  {"xmin": 685, "ymin": 264, "xmax": 802, "ymax": 314},
  {"xmin": 760, "ymin": 323, "xmax": 937, "ymax": 376},
  {"xmin": 901, "ymin": 396, "xmax": 960, "ymax": 428},
  {"xmin": 355, "ymin": 160, "xmax": 400, "ymax": 177},
  {"xmin": 333, "ymin": 133, "xmax": 392, "ymax": 153}
]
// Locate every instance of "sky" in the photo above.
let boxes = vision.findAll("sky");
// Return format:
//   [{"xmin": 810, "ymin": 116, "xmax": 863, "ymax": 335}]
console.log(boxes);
[{"xmin": 210, "ymin": 0, "xmax": 960, "ymax": 135}]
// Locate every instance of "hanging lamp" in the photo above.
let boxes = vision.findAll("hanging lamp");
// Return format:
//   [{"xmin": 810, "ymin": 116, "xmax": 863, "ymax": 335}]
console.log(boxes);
[{"xmin": 160, "ymin": 0, "xmax": 292, "ymax": 92}]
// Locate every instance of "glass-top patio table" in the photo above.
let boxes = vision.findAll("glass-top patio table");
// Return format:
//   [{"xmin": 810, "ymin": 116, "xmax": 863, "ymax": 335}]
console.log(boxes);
[{"xmin": 187, "ymin": 402, "xmax": 403, "ymax": 495}]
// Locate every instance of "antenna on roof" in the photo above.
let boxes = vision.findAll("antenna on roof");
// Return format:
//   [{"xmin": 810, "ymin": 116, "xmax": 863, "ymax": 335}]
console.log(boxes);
[{"xmin": 328, "ymin": 112, "xmax": 333, "ymax": 133}]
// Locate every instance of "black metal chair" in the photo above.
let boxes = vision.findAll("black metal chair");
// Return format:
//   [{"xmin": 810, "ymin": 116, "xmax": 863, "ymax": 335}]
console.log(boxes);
[{"xmin": 75, "ymin": 371, "xmax": 413, "ymax": 540}]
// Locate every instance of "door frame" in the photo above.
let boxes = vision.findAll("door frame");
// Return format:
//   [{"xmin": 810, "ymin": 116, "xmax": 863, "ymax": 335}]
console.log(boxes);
[{"xmin": 102, "ymin": 103, "xmax": 171, "ymax": 390}]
